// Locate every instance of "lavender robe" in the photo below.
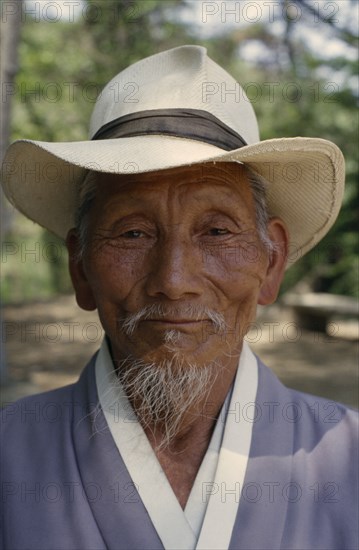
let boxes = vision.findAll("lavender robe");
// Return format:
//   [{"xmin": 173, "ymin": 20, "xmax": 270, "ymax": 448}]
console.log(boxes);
[{"xmin": 1, "ymin": 354, "xmax": 358, "ymax": 550}]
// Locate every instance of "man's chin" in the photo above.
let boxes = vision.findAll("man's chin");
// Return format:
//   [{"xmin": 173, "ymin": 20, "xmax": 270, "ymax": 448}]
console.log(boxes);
[
  {"xmin": 119, "ymin": 328, "xmax": 214, "ymax": 366},
  {"xmin": 140, "ymin": 345, "xmax": 221, "ymax": 373},
  {"xmin": 133, "ymin": 347, "xmax": 202, "ymax": 371}
]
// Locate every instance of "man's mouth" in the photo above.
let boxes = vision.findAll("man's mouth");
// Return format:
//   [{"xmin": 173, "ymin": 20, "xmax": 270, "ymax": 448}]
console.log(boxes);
[
  {"xmin": 142, "ymin": 317, "xmax": 205, "ymax": 325},
  {"xmin": 142, "ymin": 318, "xmax": 206, "ymax": 326},
  {"xmin": 119, "ymin": 305, "xmax": 227, "ymax": 337}
]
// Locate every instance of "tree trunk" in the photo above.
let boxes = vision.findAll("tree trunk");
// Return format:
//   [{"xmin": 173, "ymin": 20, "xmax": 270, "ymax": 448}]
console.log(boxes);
[{"xmin": 0, "ymin": 0, "xmax": 23, "ymax": 383}]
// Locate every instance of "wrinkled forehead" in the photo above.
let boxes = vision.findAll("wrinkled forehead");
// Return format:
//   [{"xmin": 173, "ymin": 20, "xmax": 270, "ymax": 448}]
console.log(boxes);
[
  {"xmin": 92, "ymin": 161, "xmax": 251, "ymax": 199},
  {"xmin": 77, "ymin": 162, "xmax": 258, "ymax": 230}
]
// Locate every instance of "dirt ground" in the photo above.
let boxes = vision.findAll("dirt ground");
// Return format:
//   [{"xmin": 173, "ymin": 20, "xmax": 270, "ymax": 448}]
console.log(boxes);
[{"xmin": 1, "ymin": 295, "xmax": 358, "ymax": 409}]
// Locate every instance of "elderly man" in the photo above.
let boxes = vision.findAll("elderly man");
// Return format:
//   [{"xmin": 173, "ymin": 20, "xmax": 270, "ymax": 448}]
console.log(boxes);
[{"xmin": 1, "ymin": 46, "xmax": 358, "ymax": 550}]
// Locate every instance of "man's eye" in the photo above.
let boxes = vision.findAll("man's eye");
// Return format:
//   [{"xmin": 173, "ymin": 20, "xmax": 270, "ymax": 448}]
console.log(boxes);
[
  {"xmin": 208, "ymin": 228, "xmax": 230, "ymax": 236},
  {"xmin": 121, "ymin": 230, "xmax": 144, "ymax": 238}
]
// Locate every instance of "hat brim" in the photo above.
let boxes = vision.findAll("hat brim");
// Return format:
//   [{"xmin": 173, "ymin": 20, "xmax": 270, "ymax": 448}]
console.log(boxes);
[{"xmin": 1, "ymin": 135, "xmax": 344, "ymax": 266}]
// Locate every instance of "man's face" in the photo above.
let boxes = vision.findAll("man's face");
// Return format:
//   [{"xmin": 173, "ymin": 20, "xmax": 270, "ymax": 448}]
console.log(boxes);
[{"xmin": 69, "ymin": 162, "xmax": 284, "ymax": 368}]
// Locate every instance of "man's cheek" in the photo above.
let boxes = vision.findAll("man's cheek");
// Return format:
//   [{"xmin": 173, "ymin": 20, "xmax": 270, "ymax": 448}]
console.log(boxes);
[
  {"xmin": 90, "ymin": 251, "xmax": 148, "ymax": 289},
  {"xmin": 202, "ymin": 240, "xmax": 265, "ymax": 272},
  {"xmin": 108, "ymin": 249, "xmax": 147, "ymax": 271}
]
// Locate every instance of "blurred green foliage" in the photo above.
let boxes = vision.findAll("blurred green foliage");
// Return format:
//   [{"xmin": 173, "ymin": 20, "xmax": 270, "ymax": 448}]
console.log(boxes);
[{"xmin": 2, "ymin": 0, "xmax": 358, "ymax": 302}]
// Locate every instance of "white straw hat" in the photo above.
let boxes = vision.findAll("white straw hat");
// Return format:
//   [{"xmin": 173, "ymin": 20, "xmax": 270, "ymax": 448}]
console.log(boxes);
[{"xmin": 1, "ymin": 45, "xmax": 344, "ymax": 264}]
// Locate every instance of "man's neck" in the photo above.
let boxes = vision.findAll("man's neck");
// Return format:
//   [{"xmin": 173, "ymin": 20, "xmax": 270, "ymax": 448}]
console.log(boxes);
[
  {"xmin": 140, "ymin": 357, "xmax": 239, "ymax": 508},
  {"xmin": 147, "ymin": 416, "xmax": 217, "ymax": 509}
]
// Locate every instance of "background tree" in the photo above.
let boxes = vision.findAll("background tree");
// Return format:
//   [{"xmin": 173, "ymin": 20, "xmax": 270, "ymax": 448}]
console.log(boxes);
[
  {"xmin": 0, "ymin": 0, "xmax": 23, "ymax": 382},
  {"xmin": 203, "ymin": 0, "xmax": 358, "ymax": 296}
]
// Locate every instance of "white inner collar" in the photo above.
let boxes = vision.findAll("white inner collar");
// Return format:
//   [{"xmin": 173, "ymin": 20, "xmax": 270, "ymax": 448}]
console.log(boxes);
[{"xmin": 95, "ymin": 339, "xmax": 258, "ymax": 550}]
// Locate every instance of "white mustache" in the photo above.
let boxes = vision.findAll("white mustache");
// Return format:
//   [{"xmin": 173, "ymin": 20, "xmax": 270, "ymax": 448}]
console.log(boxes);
[{"xmin": 119, "ymin": 304, "xmax": 227, "ymax": 336}]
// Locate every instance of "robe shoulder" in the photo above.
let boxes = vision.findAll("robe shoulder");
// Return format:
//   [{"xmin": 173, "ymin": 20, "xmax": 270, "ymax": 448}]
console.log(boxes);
[
  {"xmin": 0, "ymin": 354, "xmax": 163, "ymax": 550},
  {"xmin": 231, "ymin": 358, "xmax": 359, "ymax": 550}
]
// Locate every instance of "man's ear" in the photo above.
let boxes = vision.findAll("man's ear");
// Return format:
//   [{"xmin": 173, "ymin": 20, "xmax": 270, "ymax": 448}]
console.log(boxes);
[
  {"xmin": 258, "ymin": 218, "xmax": 289, "ymax": 306},
  {"xmin": 66, "ymin": 229, "xmax": 97, "ymax": 311}
]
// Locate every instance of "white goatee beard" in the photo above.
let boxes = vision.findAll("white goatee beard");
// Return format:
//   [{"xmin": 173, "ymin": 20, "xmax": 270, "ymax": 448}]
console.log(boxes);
[
  {"xmin": 112, "ymin": 304, "xmax": 227, "ymax": 450},
  {"xmin": 115, "ymin": 352, "xmax": 218, "ymax": 452}
]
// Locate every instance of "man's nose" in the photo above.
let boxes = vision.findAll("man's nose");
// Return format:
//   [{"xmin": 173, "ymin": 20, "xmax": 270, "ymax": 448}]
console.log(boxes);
[{"xmin": 145, "ymin": 235, "xmax": 203, "ymax": 300}]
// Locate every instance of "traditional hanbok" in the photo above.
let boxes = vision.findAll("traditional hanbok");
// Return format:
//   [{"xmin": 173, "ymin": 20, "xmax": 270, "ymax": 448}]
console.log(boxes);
[{"xmin": 1, "ymin": 340, "xmax": 358, "ymax": 550}]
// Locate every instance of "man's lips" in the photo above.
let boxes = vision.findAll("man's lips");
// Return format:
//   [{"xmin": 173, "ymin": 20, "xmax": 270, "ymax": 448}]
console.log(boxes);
[{"xmin": 141, "ymin": 318, "xmax": 207, "ymax": 325}]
